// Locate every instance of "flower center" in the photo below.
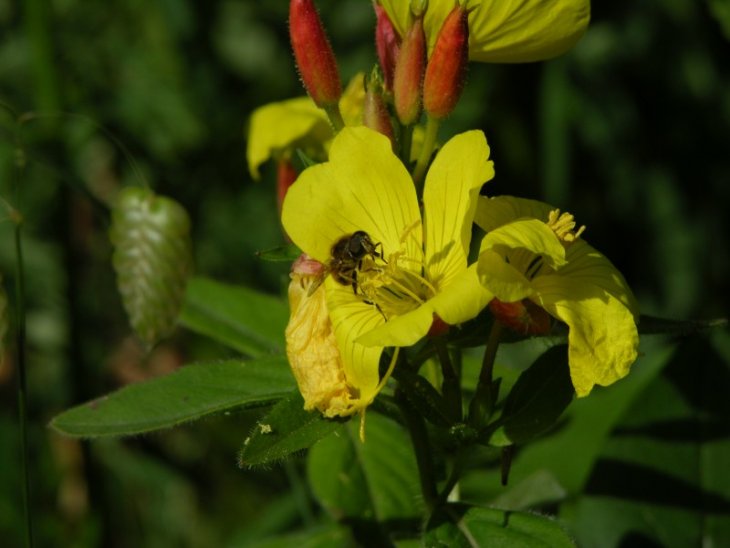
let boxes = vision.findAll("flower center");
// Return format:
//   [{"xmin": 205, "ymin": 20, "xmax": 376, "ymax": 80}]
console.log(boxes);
[
  {"xmin": 547, "ymin": 209, "xmax": 586, "ymax": 243},
  {"xmin": 354, "ymin": 224, "xmax": 434, "ymax": 319}
]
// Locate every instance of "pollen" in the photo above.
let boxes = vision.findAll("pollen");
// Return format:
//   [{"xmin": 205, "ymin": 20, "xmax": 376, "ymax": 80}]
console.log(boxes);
[{"xmin": 547, "ymin": 209, "xmax": 586, "ymax": 243}]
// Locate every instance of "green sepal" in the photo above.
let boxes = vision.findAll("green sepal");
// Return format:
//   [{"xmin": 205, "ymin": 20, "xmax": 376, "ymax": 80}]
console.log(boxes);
[
  {"xmin": 110, "ymin": 187, "xmax": 193, "ymax": 346},
  {"xmin": 255, "ymin": 243, "xmax": 303, "ymax": 262},
  {"xmin": 239, "ymin": 391, "xmax": 344, "ymax": 467},
  {"xmin": 50, "ymin": 357, "xmax": 294, "ymax": 437},
  {"xmin": 425, "ymin": 504, "xmax": 576, "ymax": 547},
  {"xmin": 486, "ymin": 345, "xmax": 574, "ymax": 446}
]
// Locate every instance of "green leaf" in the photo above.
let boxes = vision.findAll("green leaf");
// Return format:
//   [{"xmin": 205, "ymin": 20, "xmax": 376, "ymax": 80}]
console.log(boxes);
[
  {"xmin": 255, "ymin": 243, "xmax": 302, "ymax": 262},
  {"xmin": 239, "ymin": 391, "xmax": 344, "ymax": 467},
  {"xmin": 425, "ymin": 504, "xmax": 576, "ymax": 547},
  {"xmin": 50, "ymin": 357, "xmax": 294, "ymax": 437},
  {"xmin": 307, "ymin": 413, "xmax": 423, "ymax": 526},
  {"xmin": 565, "ymin": 335, "xmax": 730, "ymax": 547},
  {"xmin": 488, "ymin": 345, "xmax": 574, "ymax": 446},
  {"xmin": 179, "ymin": 276, "xmax": 288, "ymax": 356},
  {"xmin": 394, "ymin": 368, "xmax": 453, "ymax": 427},
  {"xmin": 110, "ymin": 187, "xmax": 193, "ymax": 346}
]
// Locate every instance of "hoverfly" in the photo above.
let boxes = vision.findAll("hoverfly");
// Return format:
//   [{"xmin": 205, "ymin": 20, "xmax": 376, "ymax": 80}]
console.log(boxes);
[{"xmin": 307, "ymin": 230, "xmax": 384, "ymax": 296}]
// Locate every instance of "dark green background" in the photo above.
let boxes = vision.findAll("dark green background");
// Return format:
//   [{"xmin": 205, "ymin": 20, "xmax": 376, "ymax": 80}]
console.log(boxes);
[{"xmin": 0, "ymin": 0, "xmax": 728, "ymax": 546}]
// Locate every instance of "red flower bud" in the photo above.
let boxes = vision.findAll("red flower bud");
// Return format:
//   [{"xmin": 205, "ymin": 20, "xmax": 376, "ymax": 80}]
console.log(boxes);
[
  {"xmin": 289, "ymin": 0, "xmax": 342, "ymax": 107},
  {"xmin": 393, "ymin": 16, "xmax": 426, "ymax": 125},
  {"xmin": 364, "ymin": 69, "xmax": 396, "ymax": 149},
  {"xmin": 489, "ymin": 299, "xmax": 552, "ymax": 336},
  {"xmin": 374, "ymin": 3, "xmax": 401, "ymax": 92},
  {"xmin": 423, "ymin": 5, "xmax": 469, "ymax": 119},
  {"xmin": 427, "ymin": 314, "xmax": 450, "ymax": 338},
  {"xmin": 276, "ymin": 159, "xmax": 298, "ymax": 216}
]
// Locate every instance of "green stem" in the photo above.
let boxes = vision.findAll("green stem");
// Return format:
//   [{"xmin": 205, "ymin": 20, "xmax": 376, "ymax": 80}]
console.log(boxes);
[
  {"xmin": 323, "ymin": 103, "xmax": 345, "ymax": 132},
  {"xmin": 13, "ymin": 215, "xmax": 33, "ymax": 548},
  {"xmin": 396, "ymin": 386, "xmax": 437, "ymax": 511},
  {"xmin": 435, "ymin": 338, "xmax": 462, "ymax": 422},
  {"xmin": 435, "ymin": 451, "xmax": 464, "ymax": 508},
  {"xmin": 412, "ymin": 115, "xmax": 440, "ymax": 187},
  {"xmin": 467, "ymin": 320, "xmax": 502, "ymax": 429}
]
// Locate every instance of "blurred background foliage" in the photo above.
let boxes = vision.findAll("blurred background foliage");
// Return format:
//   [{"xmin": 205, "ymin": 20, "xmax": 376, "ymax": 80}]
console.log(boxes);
[{"xmin": 0, "ymin": 0, "xmax": 728, "ymax": 546}]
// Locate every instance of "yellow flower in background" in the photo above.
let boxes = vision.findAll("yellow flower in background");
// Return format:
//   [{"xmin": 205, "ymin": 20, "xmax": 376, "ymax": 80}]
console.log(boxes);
[
  {"xmin": 475, "ymin": 196, "xmax": 639, "ymax": 396},
  {"xmin": 281, "ymin": 126, "xmax": 494, "ymax": 415},
  {"xmin": 379, "ymin": 0, "xmax": 590, "ymax": 63},
  {"xmin": 246, "ymin": 74, "xmax": 365, "ymax": 180}
]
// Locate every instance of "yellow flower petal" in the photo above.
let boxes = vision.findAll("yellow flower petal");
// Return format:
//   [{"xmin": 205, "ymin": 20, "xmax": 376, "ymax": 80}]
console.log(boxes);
[
  {"xmin": 282, "ymin": 126, "xmax": 422, "ymax": 264},
  {"xmin": 423, "ymin": 130, "xmax": 495, "ymax": 290},
  {"xmin": 380, "ymin": 0, "xmax": 590, "ymax": 63},
  {"xmin": 357, "ymin": 303, "xmax": 434, "ymax": 347},
  {"xmin": 326, "ymin": 278, "xmax": 387, "ymax": 412},
  {"xmin": 475, "ymin": 195, "xmax": 554, "ymax": 233},
  {"xmin": 428, "ymin": 264, "xmax": 494, "ymax": 325},
  {"xmin": 479, "ymin": 218, "xmax": 567, "ymax": 270},
  {"xmin": 531, "ymin": 274, "xmax": 639, "ymax": 396},
  {"xmin": 247, "ymin": 97, "xmax": 331, "ymax": 180},
  {"xmin": 477, "ymin": 249, "xmax": 534, "ymax": 303},
  {"xmin": 562, "ymin": 240, "xmax": 640, "ymax": 318}
]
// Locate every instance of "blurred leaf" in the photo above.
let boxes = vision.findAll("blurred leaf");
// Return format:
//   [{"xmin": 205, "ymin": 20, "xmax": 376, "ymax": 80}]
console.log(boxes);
[
  {"xmin": 489, "ymin": 470, "xmax": 568, "ymax": 511},
  {"xmin": 239, "ymin": 392, "xmax": 343, "ymax": 467},
  {"xmin": 488, "ymin": 345, "xmax": 574, "ymax": 446},
  {"xmin": 50, "ymin": 357, "xmax": 294, "ymax": 437},
  {"xmin": 0, "ymin": 273, "xmax": 7, "ymax": 366},
  {"xmin": 708, "ymin": 0, "xmax": 730, "ymax": 40},
  {"xmin": 255, "ymin": 243, "xmax": 302, "ymax": 262},
  {"xmin": 307, "ymin": 413, "xmax": 423, "ymax": 529},
  {"xmin": 425, "ymin": 504, "xmax": 576, "ymax": 547},
  {"xmin": 638, "ymin": 314, "xmax": 727, "ymax": 336},
  {"xmin": 110, "ymin": 187, "xmax": 193, "ymax": 346},
  {"xmin": 565, "ymin": 336, "xmax": 730, "ymax": 547},
  {"xmin": 240, "ymin": 523, "xmax": 355, "ymax": 548},
  {"xmin": 179, "ymin": 276, "xmax": 288, "ymax": 356}
]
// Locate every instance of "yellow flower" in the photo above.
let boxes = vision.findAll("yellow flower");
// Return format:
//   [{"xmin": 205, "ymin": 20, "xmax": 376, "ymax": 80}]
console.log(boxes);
[
  {"xmin": 281, "ymin": 126, "xmax": 494, "ymax": 414},
  {"xmin": 475, "ymin": 195, "xmax": 639, "ymax": 396},
  {"xmin": 246, "ymin": 74, "xmax": 366, "ymax": 180},
  {"xmin": 379, "ymin": 0, "xmax": 590, "ymax": 63}
]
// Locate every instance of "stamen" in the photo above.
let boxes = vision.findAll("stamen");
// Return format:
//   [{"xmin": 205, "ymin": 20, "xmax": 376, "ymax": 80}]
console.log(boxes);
[{"xmin": 547, "ymin": 209, "xmax": 586, "ymax": 243}]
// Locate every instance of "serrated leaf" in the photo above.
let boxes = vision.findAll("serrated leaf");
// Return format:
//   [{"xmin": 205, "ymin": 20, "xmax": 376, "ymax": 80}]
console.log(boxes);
[
  {"xmin": 50, "ymin": 357, "xmax": 294, "ymax": 437},
  {"xmin": 239, "ymin": 391, "xmax": 343, "ymax": 467},
  {"xmin": 255, "ymin": 243, "xmax": 302, "ymax": 262},
  {"xmin": 179, "ymin": 277, "xmax": 287, "ymax": 356},
  {"xmin": 110, "ymin": 187, "xmax": 193, "ymax": 346},
  {"xmin": 425, "ymin": 504, "xmax": 576, "ymax": 548},
  {"xmin": 307, "ymin": 413, "xmax": 423, "ymax": 527},
  {"xmin": 488, "ymin": 345, "xmax": 574, "ymax": 446}
]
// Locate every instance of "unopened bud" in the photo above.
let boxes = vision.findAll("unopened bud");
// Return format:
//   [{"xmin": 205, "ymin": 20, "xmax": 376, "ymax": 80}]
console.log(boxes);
[
  {"xmin": 423, "ymin": 5, "xmax": 469, "ymax": 119},
  {"xmin": 289, "ymin": 0, "xmax": 342, "ymax": 107},
  {"xmin": 276, "ymin": 160, "xmax": 298, "ymax": 216},
  {"xmin": 489, "ymin": 299, "xmax": 551, "ymax": 336},
  {"xmin": 374, "ymin": 3, "xmax": 401, "ymax": 92},
  {"xmin": 364, "ymin": 69, "xmax": 395, "ymax": 149},
  {"xmin": 393, "ymin": 16, "xmax": 426, "ymax": 125}
]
